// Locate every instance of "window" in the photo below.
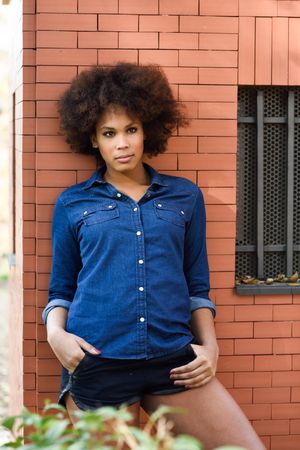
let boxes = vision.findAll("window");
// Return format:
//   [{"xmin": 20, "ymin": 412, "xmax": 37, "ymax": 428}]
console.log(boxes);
[{"xmin": 236, "ymin": 87, "xmax": 300, "ymax": 294}]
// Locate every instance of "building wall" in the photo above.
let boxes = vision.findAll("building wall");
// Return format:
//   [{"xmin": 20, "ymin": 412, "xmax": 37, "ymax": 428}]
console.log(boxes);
[{"xmin": 10, "ymin": 1, "xmax": 300, "ymax": 448}]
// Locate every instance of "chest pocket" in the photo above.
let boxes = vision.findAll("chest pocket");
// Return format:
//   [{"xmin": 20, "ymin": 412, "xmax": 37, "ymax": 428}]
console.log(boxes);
[
  {"xmin": 83, "ymin": 202, "xmax": 119, "ymax": 226},
  {"xmin": 153, "ymin": 200, "xmax": 186, "ymax": 228}
]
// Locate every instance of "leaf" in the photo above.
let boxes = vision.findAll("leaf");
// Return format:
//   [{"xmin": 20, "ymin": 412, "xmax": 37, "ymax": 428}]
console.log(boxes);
[
  {"xmin": 172, "ymin": 434, "xmax": 203, "ymax": 450},
  {"xmin": 1, "ymin": 416, "xmax": 18, "ymax": 432},
  {"xmin": 44, "ymin": 419, "xmax": 70, "ymax": 441}
]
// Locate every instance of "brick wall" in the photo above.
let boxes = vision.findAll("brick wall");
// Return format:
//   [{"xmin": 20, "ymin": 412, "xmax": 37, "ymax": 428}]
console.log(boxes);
[{"xmin": 10, "ymin": 1, "xmax": 300, "ymax": 448}]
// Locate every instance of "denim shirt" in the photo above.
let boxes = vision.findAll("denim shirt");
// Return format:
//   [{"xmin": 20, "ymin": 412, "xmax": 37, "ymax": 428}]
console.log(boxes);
[{"xmin": 42, "ymin": 162, "xmax": 216, "ymax": 359}]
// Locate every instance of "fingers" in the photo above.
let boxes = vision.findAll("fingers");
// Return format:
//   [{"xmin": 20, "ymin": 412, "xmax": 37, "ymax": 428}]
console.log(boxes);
[{"xmin": 75, "ymin": 336, "xmax": 101, "ymax": 355}]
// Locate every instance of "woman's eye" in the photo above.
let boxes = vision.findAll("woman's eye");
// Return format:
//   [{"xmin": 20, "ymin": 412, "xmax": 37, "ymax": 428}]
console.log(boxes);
[
  {"xmin": 103, "ymin": 130, "xmax": 115, "ymax": 137},
  {"xmin": 127, "ymin": 127, "xmax": 137, "ymax": 134}
]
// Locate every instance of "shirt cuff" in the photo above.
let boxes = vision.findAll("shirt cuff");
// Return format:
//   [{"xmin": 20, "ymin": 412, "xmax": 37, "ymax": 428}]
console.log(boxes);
[
  {"xmin": 42, "ymin": 299, "xmax": 71, "ymax": 325},
  {"xmin": 190, "ymin": 296, "xmax": 216, "ymax": 318}
]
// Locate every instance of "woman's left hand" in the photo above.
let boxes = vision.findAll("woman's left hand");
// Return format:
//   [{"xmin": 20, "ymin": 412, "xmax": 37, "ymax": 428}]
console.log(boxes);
[{"xmin": 169, "ymin": 343, "xmax": 219, "ymax": 388}]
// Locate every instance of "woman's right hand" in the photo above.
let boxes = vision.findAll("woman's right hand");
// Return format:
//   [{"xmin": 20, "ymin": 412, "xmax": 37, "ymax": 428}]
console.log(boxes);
[{"xmin": 47, "ymin": 328, "xmax": 101, "ymax": 373}]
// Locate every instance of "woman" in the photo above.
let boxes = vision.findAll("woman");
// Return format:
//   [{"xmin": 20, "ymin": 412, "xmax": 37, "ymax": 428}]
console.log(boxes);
[{"xmin": 42, "ymin": 62, "xmax": 265, "ymax": 450}]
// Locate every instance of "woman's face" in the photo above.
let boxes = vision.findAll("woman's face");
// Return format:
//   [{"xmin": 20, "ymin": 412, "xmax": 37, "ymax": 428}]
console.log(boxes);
[{"xmin": 91, "ymin": 105, "xmax": 145, "ymax": 173}]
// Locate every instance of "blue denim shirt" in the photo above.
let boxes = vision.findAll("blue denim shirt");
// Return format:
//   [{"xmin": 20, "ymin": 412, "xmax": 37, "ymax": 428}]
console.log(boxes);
[{"xmin": 42, "ymin": 162, "xmax": 216, "ymax": 359}]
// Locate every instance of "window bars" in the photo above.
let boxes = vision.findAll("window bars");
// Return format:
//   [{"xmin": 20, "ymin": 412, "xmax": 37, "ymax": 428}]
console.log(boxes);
[{"xmin": 236, "ymin": 87, "xmax": 300, "ymax": 293}]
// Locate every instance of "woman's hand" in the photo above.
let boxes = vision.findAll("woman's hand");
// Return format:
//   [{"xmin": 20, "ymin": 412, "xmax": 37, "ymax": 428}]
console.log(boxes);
[
  {"xmin": 47, "ymin": 328, "xmax": 101, "ymax": 373},
  {"xmin": 169, "ymin": 343, "xmax": 219, "ymax": 388}
]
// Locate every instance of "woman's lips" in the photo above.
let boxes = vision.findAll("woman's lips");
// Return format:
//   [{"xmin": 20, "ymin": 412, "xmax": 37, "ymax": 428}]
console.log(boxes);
[{"xmin": 116, "ymin": 155, "xmax": 134, "ymax": 163}]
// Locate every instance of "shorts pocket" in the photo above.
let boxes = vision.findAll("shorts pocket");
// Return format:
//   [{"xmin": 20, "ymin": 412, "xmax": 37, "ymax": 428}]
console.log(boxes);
[{"xmin": 71, "ymin": 352, "xmax": 89, "ymax": 376}]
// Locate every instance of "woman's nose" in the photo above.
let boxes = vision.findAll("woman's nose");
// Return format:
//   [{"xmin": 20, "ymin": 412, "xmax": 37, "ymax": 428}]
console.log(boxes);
[{"xmin": 116, "ymin": 134, "xmax": 129, "ymax": 149}]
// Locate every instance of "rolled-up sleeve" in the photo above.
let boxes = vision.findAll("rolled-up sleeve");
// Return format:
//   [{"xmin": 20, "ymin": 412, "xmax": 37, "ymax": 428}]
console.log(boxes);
[
  {"xmin": 184, "ymin": 187, "xmax": 216, "ymax": 318},
  {"xmin": 42, "ymin": 196, "xmax": 82, "ymax": 325}
]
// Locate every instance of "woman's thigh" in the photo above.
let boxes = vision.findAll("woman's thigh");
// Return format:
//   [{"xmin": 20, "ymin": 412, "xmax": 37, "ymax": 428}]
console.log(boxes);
[
  {"xmin": 65, "ymin": 392, "xmax": 141, "ymax": 427},
  {"xmin": 142, "ymin": 377, "xmax": 266, "ymax": 450}
]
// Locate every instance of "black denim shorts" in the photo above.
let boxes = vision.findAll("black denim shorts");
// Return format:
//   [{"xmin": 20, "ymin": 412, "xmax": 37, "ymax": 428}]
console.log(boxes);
[{"xmin": 58, "ymin": 342, "xmax": 197, "ymax": 410}]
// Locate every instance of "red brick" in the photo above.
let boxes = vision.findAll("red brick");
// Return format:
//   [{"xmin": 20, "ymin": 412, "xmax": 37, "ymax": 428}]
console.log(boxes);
[
  {"xmin": 202, "ymin": 187, "xmax": 236, "ymax": 205},
  {"xmin": 254, "ymin": 387, "xmax": 290, "ymax": 403},
  {"xmin": 198, "ymin": 170, "xmax": 236, "ymax": 187},
  {"xmin": 119, "ymin": 0, "xmax": 158, "ymax": 14},
  {"xmin": 160, "ymin": 33, "xmax": 198, "ymax": 50},
  {"xmin": 272, "ymin": 371, "xmax": 300, "ymax": 386},
  {"xmin": 218, "ymin": 339, "xmax": 234, "ymax": 355},
  {"xmin": 24, "ymin": 31, "xmax": 36, "ymax": 49},
  {"xmin": 36, "ymin": 30, "xmax": 77, "ymax": 48},
  {"xmin": 36, "ymin": 152, "xmax": 95, "ymax": 170},
  {"xmin": 37, "ymin": 49, "xmax": 97, "ymax": 65},
  {"xmin": 179, "ymin": 50, "xmax": 237, "ymax": 68},
  {"xmin": 159, "ymin": 0, "xmax": 198, "ymax": 15},
  {"xmin": 210, "ymin": 271, "xmax": 235, "ymax": 289},
  {"xmin": 235, "ymin": 305, "xmax": 272, "ymax": 322},
  {"xmin": 199, "ymin": 33, "xmax": 238, "ymax": 51},
  {"xmin": 216, "ymin": 372, "xmax": 234, "ymax": 388},
  {"xmin": 37, "ymin": 222, "xmax": 51, "ymax": 239},
  {"xmin": 289, "ymin": 19, "xmax": 300, "ymax": 85},
  {"xmin": 241, "ymin": 404, "xmax": 271, "ymax": 420},
  {"xmin": 210, "ymin": 253, "xmax": 235, "ymax": 270},
  {"xmin": 24, "ymin": 323, "xmax": 36, "ymax": 340},
  {"xmin": 37, "ymin": 101, "xmax": 57, "ymax": 117},
  {"xmin": 198, "ymin": 136, "xmax": 237, "ymax": 153},
  {"xmin": 78, "ymin": 32, "xmax": 118, "ymax": 49},
  {"xmin": 23, "ymin": 169, "xmax": 35, "ymax": 186},
  {"xmin": 24, "ymin": 356, "xmax": 36, "ymax": 373},
  {"xmin": 274, "ymin": 305, "xmax": 300, "ymax": 321},
  {"xmin": 272, "ymin": 18, "xmax": 289, "ymax": 85},
  {"xmin": 36, "ymin": 238, "xmax": 52, "ymax": 256},
  {"xmin": 37, "ymin": 13, "xmax": 97, "ymax": 31},
  {"xmin": 36, "ymin": 118, "xmax": 59, "ymax": 135},
  {"xmin": 24, "ymin": 391, "xmax": 37, "ymax": 407},
  {"xmin": 291, "ymin": 387, "xmax": 300, "ymax": 402},
  {"xmin": 36, "ymin": 170, "xmax": 76, "ymax": 187},
  {"xmin": 38, "ymin": 375, "xmax": 60, "ymax": 392},
  {"xmin": 239, "ymin": 0, "xmax": 277, "ymax": 16},
  {"xmin": 255, "ymin": 18, "xmax": 272, "ymax": 85},
  {"xmin": 119, "ymin": 32, "xmax": 158, "ymax": 49},
  {"xmin": 238, "ymin": 17, "xmax": 255, "ymax": 85},
  {"xmin": 216, "ymin": 322, "xmax": 253, "ymax": 339},
  {"xmin": 180, "ymin": 119, "xmax": 236, "ymax": 137},
  {"xmin": 272, "ymin": 403, "xmax": 300, "ymax": 419},
  {"xmin": 37, "ymin": 0, "xmax": 77, "ymax": 12},
  {"xmin": 98, "ymin": 49, "xmax": 138, "ymax": 65},
  {"xmin": 290, "ymin": 419, "xmax": 300, "ymax": 434},
  {"xmin": 200, "ymin": 0, "xmax": 238, "ymax": 16},
  {"xmin": 78, "ymin": 0, "xmax": 118, "ymax": 13},
  {"xmin": 179, "ymin": 85, "xmax": 236, "ymax": 103},
  {"xmin": 23, "ymin": 340, "xmax": 36, "ymax": 357},
  {"xmin": 139, "ymin": 15, "xmax": 178, "ymax": 32},
  {"xmin": 24, "ymin": 373, "xmax": 36, "ymax": 390},
  {"xmin": 218, "ymin": 355, "xmax": 253, "ymax": 372},
  {"xmin": 255, "ymin": 355, "xmax": 292, "ymax": 372},
  {"xmin": 293, "ymin": 322, "xmax": 300, "ymax": 337},
  {"xmin": 273, "ymin": 338, "xmax": 300, "ymax": 354},
  {"xmin": 199, "ymin": 102, "xmax": 237, "ymax": 120},
  {"xmin": 254, "ymin": 322, "xmax": 291, "ymax": 338},
  {"xmin": 99, "ymin": 14, "xmax": 138, "ymax": 31},
  {"xmin": 227, "ymin": 388, "xmax": 252, "ymax": 404},
  {"xmin": 180, "ymin": 16, "xmax": 238, "ymax": 33},
  {"xmin": 235, "ymin": 372, "xmax": 272, "ymax": 388},
  {"xmin": 253, "ymin": 420, "xmax": 289, "ymax": 436},
  {"xmin": 23, "ymin": 49, "xmax": 36, "ymax": 66},
  {"xmin": 198, "ymin": 68, "xmax": 237, "ymax": 85},
  {"xmin": 139, "ymin": 50, "xmax": 178, "ymax": 66},
  {"xmin": 36, "ymin": 135, "xmax": 70, "ymax": 153},
  {"xmin": 167, "ymin": 136, "xmax": 197, "ymax": 153},
  {"xmin": 271, "ymin": 435, "xmax": 300, "ymax": 450},
  {"xmin": 38, "ymin": 359, "xmax": 60, "ymax": 376},
  {"xmin": 255, "ymin": 294, "xmax": 292, "ymax": 305},
  {"xmin": 206, "ymin": 222, "xmax": 236, "ymax": 238},
  {"xmin": 235, "ymin": 339, "xmax": 273, "ymax": 355},
  {"xmin": 24, "ymin": 290, "xmax": 36, "ymax": 306},
  {"xmin": 278, "ymin": 1, "xmax": 300, "ymax": 16},
  {"xmin": 36, "ymin": 66, "xmax": 77, "ymax": 83}
]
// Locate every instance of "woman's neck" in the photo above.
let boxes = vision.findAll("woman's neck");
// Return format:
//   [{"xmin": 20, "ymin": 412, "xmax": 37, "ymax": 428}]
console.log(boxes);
[{"xmin": 103, "ymin": 163, "xmax": 151, "ymax": 187}]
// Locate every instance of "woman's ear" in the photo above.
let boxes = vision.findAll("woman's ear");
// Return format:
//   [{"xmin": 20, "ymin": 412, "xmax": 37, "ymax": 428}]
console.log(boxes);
[{"xmin": 90, "ymin": 135, "xmax": 98, "ymax": 148}]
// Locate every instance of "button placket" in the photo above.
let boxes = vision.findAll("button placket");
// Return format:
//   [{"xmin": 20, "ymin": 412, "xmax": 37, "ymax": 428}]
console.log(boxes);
[{"xmin": 131, "ymin": 200, "xmax": 147, "ymax": 355}]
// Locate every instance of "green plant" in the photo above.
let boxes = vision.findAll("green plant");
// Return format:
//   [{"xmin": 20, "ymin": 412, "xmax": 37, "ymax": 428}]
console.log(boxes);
[{"xmin": 1, "ymin": 402, "xmax": 246, "ymax": 450}]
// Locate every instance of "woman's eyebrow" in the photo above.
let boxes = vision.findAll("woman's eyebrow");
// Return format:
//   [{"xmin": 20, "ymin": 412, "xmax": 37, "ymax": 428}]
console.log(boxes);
[{"xmin": 99, "ymin": 122, "xmax": 137, "ymax": 130}]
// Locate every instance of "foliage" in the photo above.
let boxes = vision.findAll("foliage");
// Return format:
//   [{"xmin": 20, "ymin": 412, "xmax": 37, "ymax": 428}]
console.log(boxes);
[{"xmin": 1, "ymin": 402, "xmax": 246, "ymax": 450}]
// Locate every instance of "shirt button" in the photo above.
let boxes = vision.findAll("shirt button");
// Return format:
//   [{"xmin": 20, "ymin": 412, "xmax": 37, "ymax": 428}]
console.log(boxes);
[
  {"xmin": 138, "ymin": 259, "xmax": 144, "ymax": 264},
  {"xmin": 133, "ymin": 207, "xmax": 138, "ymax": 211},
  {"xmin": 146, "ymin": 192, "xmax": 151, "ymax": 197},
  {"xmin": 136, "ymin": 231, "xmax": 142, "ymax": 236},
  {"xmin": 139, "ymin": 317, "xmax": 145, "ymax": 322},
  {"xmin": 139, "ymin": 286, "xmax": 144, "ymax": 291},
  {"xmin": 108, "ymin": 205, "xmax": 113, "ymax": 209},
  {"xmin": 181, "ymin": 210, "xmax": 185, "ymax": 215},
  {"xmin": 116, "ymin": 193, "xmax": 122, "ymax": 197},
  {"xmin": 157, "ymin": 203, "xmax": 162, "ymax": 207},
  {"xmin": 83, "ymin": 211, "xmax": 88, "ymax": 215}
]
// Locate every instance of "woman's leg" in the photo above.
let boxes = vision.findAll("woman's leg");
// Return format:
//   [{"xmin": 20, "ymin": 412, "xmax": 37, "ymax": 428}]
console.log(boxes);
[
  {"xmin": 65, "ymin": 392, "xmax": 141, "ymax": 427},
  {"xmin": 142, "ymin": 377, "xmax": 266, "ymax": 450}
]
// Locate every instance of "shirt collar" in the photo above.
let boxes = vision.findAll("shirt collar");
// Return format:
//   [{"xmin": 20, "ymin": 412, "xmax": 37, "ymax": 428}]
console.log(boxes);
[{"xmin": 83, "ymin": 162, "xmax": 169, "ymax": 190}]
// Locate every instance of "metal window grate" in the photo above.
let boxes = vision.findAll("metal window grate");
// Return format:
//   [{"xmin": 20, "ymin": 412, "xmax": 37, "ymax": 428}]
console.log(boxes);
[{"xmin": 236, "ymin": 87, "xmax": 300, "ymax": 284}]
